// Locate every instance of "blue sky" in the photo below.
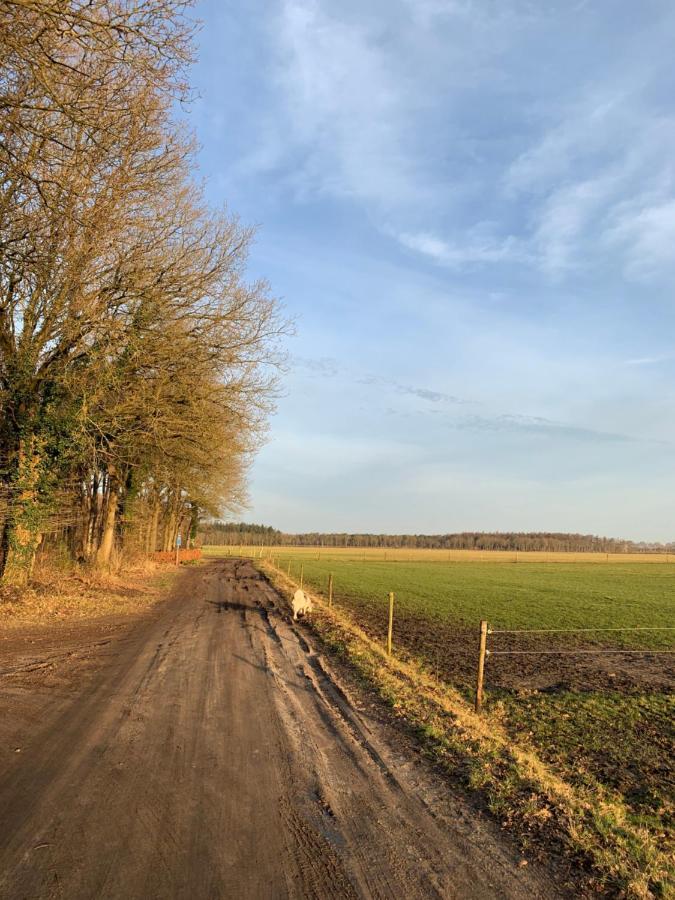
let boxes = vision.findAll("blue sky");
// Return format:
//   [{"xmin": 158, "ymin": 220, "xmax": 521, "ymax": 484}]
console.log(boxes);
[{"xmin": 188, "ymin": 0, "xmax": 675, "ymax": 541}]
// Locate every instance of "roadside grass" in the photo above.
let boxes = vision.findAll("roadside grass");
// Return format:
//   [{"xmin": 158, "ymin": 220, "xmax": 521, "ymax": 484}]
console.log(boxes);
[
  {"xmin": 258, "ymin": 558, "xmax": 674, "ymax": 898},
  {"xmin": 497, "ymin": 691, "xmax": 674, "ymax": 834},
  {"xmin": 0, "ymin": 566, "xmax": 177, "ymax": 628}
]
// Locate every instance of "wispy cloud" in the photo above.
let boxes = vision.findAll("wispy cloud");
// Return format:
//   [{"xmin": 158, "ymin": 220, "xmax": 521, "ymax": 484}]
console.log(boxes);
[
  {"xmin": 605, "ymin": 198, "xmax": 675, "ymax": 281},
  {"xmin": 295, "ymin": 356, "xmax": 470, "ymax": 404},
  {"xmin": 295, "ymin": 355, "xmax": 341, "ymax": 377},
  {"xmin": 193, "ymin": 0, "xmax": 675, "ymax": 539},
  {"xmin": 272, "ymin": 0, "xmax": 427, "ymax": 211},
  {"xmin": 504, "ymin": 93, "xmax": 627, "ymax": 196},
  {"xmin": 233, "ymin": 1, "xmax": 675, "ymax": 283},
  {"xmin": 385, "ymin": 407, "xmax": 658, "ymax": 446},
  {"xmin": 624, "ymin": 355, "xmax": 673, "ymax": 367},
  {"xmin": 506, "ymin": 88, "xmax": 675, "ymax": 279},
  {"xmin": 531, "ymin": 171, "xmax": 621, "ymax": 274},
  {"xmin": 358, "ymin": 374, "xmax": 467, "ymax": 404},
  {"xmin": 397, "ymin": 228, "xmax": 527, "ymax": 268},
  {"xmin": 453, "ymin": 413, "xmax": 646, "ymax": 445}
]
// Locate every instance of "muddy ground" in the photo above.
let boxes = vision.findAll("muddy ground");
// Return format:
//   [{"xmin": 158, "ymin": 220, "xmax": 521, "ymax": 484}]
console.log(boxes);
[
  {"xmin": 0, "ymin": 559, "xmax": 565, "ymax": 899},
  {"xmin": 348, "ymin": 609, "xmax": 674, "ymax": 693}
]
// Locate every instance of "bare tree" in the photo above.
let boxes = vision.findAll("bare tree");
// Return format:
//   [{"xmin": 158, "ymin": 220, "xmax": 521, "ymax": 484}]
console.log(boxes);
[{"xmin": 0, "ymin": 1, "xmax": 286, "ymax": 581}]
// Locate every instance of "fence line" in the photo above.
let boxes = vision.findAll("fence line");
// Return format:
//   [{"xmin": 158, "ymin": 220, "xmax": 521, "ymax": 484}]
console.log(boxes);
[
  {"xmin": 480, "ymin": 619, "xmax": 675, "ymax": 709},
  {"xmin": 262, "ymin": 557, "xmax": 673, "ymax": 713},
  {"xmin": 490, "ymin": 626, "xmax": 675, "ymax": 634},
  {"xmin": 488, "ymin": 649, "xmax": 675, "ymax": 656}
]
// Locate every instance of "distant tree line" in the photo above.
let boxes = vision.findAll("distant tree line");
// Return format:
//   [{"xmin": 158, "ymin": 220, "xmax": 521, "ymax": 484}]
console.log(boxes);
[
  {"xmin": 199, "ymin": 524, "xmax": 672, "ymax": 553},
  {"xmin": 202, "ymin": 523, "xmax": 282, "ymax": 546},
  {"xmin": 0, "ymin": 2, "xmax": 283, "ymax": 584}
]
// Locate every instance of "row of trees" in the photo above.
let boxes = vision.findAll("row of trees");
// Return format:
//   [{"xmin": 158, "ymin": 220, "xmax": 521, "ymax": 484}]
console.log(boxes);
[
  {"xmin": 0, "ymin": 1, "xmax": 283, "ymax": 583},
  {"xmin": 199, "ymin": 524, "xmax": 666, "ymax": 553},
  {"xmin": 201, "ymin": 523, "xmax": 283, "ymax": 547}
]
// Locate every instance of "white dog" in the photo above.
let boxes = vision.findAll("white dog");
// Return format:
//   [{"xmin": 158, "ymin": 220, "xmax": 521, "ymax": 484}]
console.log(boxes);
[{"xmin": 291, "ymin": 589, "xmax": 313, "ymax": 620}]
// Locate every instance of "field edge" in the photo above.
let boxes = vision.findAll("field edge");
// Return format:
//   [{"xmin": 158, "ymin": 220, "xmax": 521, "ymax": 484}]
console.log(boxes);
[{"xmin": 257, "ymin": 559, "xmax": 674, "ymax": 900}]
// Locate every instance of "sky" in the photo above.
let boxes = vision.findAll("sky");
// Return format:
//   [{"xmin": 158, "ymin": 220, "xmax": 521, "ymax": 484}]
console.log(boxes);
[{"xmin": 187, "ymin": 0, "xmax": 675, "ymax": 541}]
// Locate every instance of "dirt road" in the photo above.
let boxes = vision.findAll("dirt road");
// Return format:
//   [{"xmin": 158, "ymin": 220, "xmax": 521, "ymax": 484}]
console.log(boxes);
[{"xmin": 0, "ymin": 560, "xmax": 561, "ymax": 899}]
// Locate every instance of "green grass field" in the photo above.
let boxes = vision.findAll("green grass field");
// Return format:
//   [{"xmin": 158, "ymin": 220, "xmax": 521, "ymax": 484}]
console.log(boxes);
[
  {"xmin": 304, "ymin": 557, "xmax": 670, "ymax": 645},
  {"xmin": 205, "ymin": 546, "xmax": 675, "ymax": 838},
  {"xmin": 206, "ymin": 546, "xmax": 675, "ymax": 647}
]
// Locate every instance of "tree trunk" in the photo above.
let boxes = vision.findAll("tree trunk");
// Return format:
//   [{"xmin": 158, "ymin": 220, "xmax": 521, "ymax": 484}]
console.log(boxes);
[
  {"xmin": 74, "ymin": 475, "xmax": 94, "ymax": 562},
  {"xmin": 0, "ymin": 435, "xmax": 44, "ymax": 586},
  {"xmin": 96, "ymin": 476, "xmax": 119, "ymax": 568},
  {"xmin": 187, "ymin": 503, "xmax": 199, "ymax": 549},
  {"xmin": 162, "ymin": 511, "xmax": 173, "ymax": 553},
  {"xmin": 147, "ymin": 499, "xmax": 160, "ymax": 555}
]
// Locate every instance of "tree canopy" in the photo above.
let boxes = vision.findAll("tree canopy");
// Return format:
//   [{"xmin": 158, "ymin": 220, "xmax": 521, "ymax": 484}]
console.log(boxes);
[{"xmin": 0, "ymin": 0, "xmax": 285, "ymax": 582}]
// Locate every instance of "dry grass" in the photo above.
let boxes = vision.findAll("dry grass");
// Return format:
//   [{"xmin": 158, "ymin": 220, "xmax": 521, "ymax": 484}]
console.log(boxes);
[
  {"xmin": 208, "ymin": 544, "xmax": 675, "ymax": 565},
  {"xmin": 0, "ymin": 561, "xmax": 176, "ymax": 629},
  {"xmin": 262, "ymin": 561, "xmax": 675, "ymax": 898}
]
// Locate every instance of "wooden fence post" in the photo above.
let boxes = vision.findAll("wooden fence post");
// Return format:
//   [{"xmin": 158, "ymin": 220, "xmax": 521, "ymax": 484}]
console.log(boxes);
[
  {"xmin": 475, "ymin": 620, "xmax": 489, "ymax": 712},
  {"xmin": 300, "ymin": 563, "xmax": 304, "ymax": 589},
  {"xmin": 328, "ymin": 572, "xmax": 333, "ymax": 608},
  {"xmin": 386, "ymin": 592, "xmax": 394, "ymax": 656},
  {"xmin": 287, "ymin": 560, "xmax": 291, "ymax": 576}
]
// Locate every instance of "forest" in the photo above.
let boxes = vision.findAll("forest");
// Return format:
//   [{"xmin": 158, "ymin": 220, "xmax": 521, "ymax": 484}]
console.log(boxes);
[
  {"xmin": 0, "ymin": 1, "xmax": 283, "ymax": 584},
  {"xmin": 199, "ymin": 522, "xmax": 668, "ymax": 553}
]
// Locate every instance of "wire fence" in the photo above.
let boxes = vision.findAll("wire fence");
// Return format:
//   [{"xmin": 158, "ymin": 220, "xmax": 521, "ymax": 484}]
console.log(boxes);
[
  {"xmin": 477, "ymin": 623, "xmax": 675, "ymax": 708},
  {"xmin": 262, "ymin": 555, "xmax": 675, "ymax": 711},
  {"xmin": 490, "ymin": 626, "xmax": 675, "ymax": 634},
  {"xmin": 488, "ymin": 649, "xmax": 675, "ymax": 656}
]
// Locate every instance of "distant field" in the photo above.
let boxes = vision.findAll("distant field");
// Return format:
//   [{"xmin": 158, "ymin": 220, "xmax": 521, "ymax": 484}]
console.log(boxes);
[
  {"xmin": 204, "ymin": 545, "xmax": 675, "ymax": 648},
  {"xmin": 205, "ymin": 544, "xmax": 675, "ymax": 833},
  {"xmin": 205, "ymin": 544, "xmax": 675, "ymax": 564}
]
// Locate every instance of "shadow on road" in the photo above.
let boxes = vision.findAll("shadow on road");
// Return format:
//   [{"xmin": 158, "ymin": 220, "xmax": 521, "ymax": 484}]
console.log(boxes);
[{"xmin": 208, "ymin": 600, "xmax": 261, "ymax": 614}]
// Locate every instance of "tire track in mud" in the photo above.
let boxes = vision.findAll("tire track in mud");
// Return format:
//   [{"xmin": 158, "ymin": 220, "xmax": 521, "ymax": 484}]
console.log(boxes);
[
  {"xmin": 0, "ymin": 559, "xmax": 564, "ymax": 899},
  {"xmin": 237, "ymin": 563, "xmax": 556, "ymax": 899}
]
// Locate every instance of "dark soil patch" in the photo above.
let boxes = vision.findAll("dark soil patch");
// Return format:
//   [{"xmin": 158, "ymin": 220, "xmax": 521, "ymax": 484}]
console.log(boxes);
[{"xmin": 346, "ymin": 606, "xmax": 674, "ymax": 693}]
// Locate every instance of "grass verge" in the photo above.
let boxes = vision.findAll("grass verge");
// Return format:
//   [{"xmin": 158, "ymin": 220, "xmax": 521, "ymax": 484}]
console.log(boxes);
[{"xmin": 261, "ymin": 561, "xmax": 674, "ymax": 899}]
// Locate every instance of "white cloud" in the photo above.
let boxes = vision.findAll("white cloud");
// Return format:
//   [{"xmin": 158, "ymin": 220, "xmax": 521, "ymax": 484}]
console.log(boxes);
[
  {"xmin": 279, "ymin": 2, "xmax": 675, "ymax": 283},
  {"xmin": 532, "ymin": 173, "xmax": 620, "ymax": 274},
  {"xmin": 504, "ymin": 93, "xmax": 626, "ymax": 196},
  {"xmin": 624, "ymin": 355, "xmax": 672, "ymax": 367},
  {"xmin": 194, "ymin": 1, "xmax": 675, "ymax": 540},
  {"xmin": 506, "ymin": 87, "xmax": 675, "ymax": 278},
  {"xmin": 227, "ymin": 0, "xmax": 675, "ymax": 284},
  {"xmin": 273, "ymin": 0, "xmax": 426, "ymax": 211},
  {"xmin": 397, "ymin": 228, "xmax": 527, "ymax": 268},
  {"xmin": 605, "ymin": 198, "xmax": 675, "ymax": 280}
]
